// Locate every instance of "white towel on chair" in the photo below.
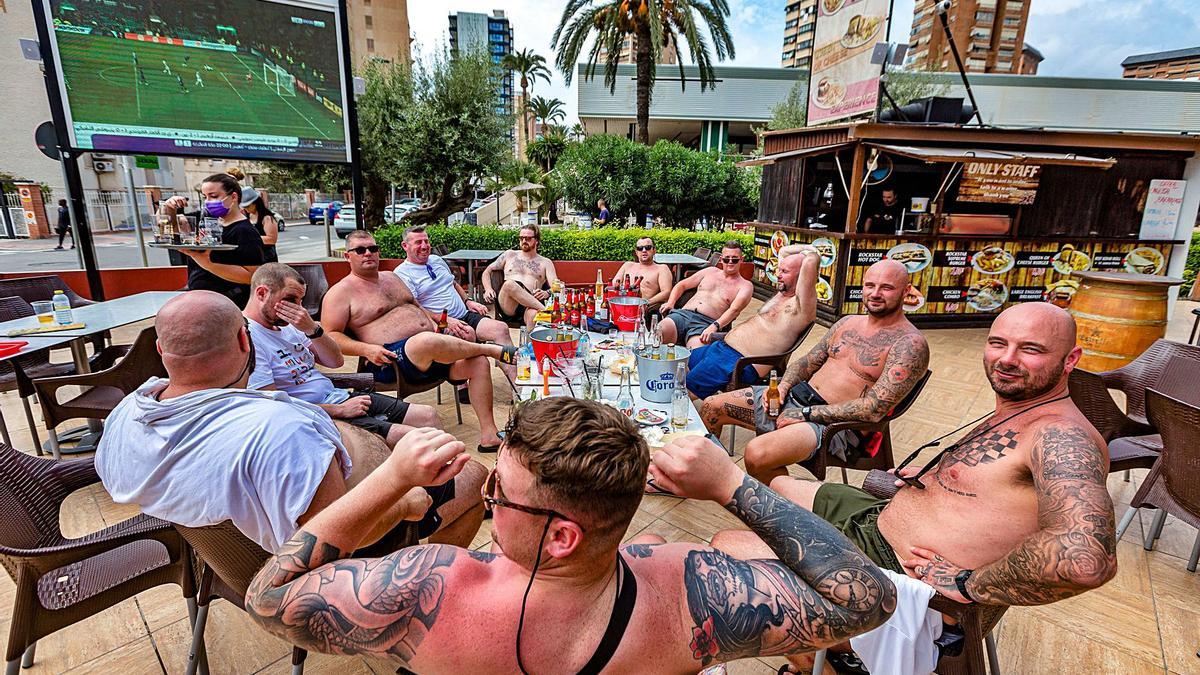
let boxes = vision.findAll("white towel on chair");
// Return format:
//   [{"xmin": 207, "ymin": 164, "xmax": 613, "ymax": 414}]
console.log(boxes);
[{"xmin": 849, "ymin": 569, "xmax": 943, "ymax": 675}]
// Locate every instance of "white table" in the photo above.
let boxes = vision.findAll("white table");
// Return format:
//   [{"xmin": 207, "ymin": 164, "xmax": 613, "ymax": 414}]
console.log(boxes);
[
  {"xmin": 511, "ymin": 331, "xmax": 712, "ymax": 439},
  {"xmin": 654, "ymin": 253, "xmax": 709, "ymax": 282}
]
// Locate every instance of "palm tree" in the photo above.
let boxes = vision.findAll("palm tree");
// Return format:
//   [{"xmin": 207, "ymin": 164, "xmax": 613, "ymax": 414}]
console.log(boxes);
[
  {"xmin": 500, "ymin": 48, "xmax": 552, "ymax": 146},
  {"xmin": 527, "ymin": 96, "xmax": 567, "ymax": 137},
  {"xmin": 552, "ymin": 0, "xmax": 735, "ymax": 145},
  {"xmin": 569, "ymin": 123, "xmax": 587, "ymax": 141}
]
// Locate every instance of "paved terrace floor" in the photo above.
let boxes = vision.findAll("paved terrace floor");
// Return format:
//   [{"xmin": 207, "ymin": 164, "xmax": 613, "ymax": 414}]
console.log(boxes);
[{"xmin": 1, "ymin": 298, "xmax": 1199, "ymax": 675}]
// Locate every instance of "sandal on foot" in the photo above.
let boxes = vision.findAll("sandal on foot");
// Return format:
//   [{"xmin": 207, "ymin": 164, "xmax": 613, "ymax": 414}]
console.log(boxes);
[
  {"xmin": 644, "ymin": 478, "xmax": 683, "ymax": 497},
  {"xmin": 477, "ymin": 443, "xmax": 500, "ymax": 454}
]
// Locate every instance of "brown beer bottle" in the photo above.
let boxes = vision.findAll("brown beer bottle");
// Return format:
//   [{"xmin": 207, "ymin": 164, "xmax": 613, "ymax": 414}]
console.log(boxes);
[
  {"xmin": 766, "ymin": 369, "xmax": 781, "ymax": 419},
  {"xmin": 437, "ymin": 309, "xmax": 448, "ymax": 334}
]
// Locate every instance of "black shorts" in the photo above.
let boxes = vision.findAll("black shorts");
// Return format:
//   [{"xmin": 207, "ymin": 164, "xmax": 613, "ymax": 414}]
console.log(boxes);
[
  {"xmin": 461, "ymin": 310, "xmax": 487, "ymax": 330},
  {"xmin": 364, "ymin": 337, "xmax": 465, "ymax": 386},
  {"xmin": 497, "ymin": 280, "xmax": 534, "ymax": 322},
  {"xmin": 416, "ymin": 480, "xmax": 457, "ymax": 539},
  {"xmin": 344, "ymin": 392, "xmax": 411, "ymax": 438}
]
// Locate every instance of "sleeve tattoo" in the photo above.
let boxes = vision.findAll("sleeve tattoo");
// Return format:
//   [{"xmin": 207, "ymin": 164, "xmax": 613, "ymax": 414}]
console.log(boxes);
[
  {"xmin": 967, "ymin": 423, "xmax": 1118, "ymax": 606},
  {"xmin": 807, "ymin": 333, "xmax": 929, "ymax": 425},
  {"xmin": 245, "ymin": 534, "xmax": 458, "ymax": 662},
  {"xmin": 684, "ymin": 476, "xmax": 896, "ymax": 666}
]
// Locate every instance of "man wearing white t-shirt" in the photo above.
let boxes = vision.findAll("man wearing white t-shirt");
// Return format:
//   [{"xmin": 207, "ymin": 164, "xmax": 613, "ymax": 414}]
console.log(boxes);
[
  {"xmin": 396, "ymin": 225, "xmax": 516, "ymax": 382},
  {"xmin": 243, "ymin": 263, "xmax": 439, "ymax": 446},
  {"xmin": 97, "ymin": 291, "xmax": 486, "ymax": 553}
]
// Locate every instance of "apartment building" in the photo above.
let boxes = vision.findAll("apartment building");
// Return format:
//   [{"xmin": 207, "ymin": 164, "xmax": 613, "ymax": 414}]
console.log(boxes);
[
  {"xmin": 1122, "ymin": 47, "xmax": 1200, "ymax": 81},
  {"xmin": 907, "ymin": 0, "xmax": 1030, "ymax": 74},
  {"xmin": 345, "ymin": 0, "xmax": 412, "ymax": 68},
  {"xmin": 780, "ymin": 0, "xmax": 818, "ymax": 70}
]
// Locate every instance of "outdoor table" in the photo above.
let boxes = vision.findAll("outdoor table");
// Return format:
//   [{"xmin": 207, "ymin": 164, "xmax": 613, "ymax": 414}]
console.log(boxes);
[
  {"xmin": 0, "ymin": 291, "xmax": 183, "ymax": 455},
  {"xmin": 0, "ymin": 335, "xmax": 78, "ymax": 451},
  {"xmin": 654, "ymin": 253, "xmax": 709, "ymax": 282},
  {"xmin": 511, "ymin": 329, "xmax": 712, "ymax": 439},
  {"xmin": 442, "ymin": 249, "xmax": 504, "ymax": 300}
]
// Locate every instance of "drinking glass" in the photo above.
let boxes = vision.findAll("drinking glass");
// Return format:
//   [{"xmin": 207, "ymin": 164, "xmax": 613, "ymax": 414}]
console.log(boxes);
[
  {"xmin": 559, "ymin": 356, "xmax": 584, "ymax": 397},
  {"xmin": 198, "ymin": 217, "xmax": 221, "ymax": 244},
  {"xmin": 32, "ymin": 301, "xmax": 54, "ymax": 325}
]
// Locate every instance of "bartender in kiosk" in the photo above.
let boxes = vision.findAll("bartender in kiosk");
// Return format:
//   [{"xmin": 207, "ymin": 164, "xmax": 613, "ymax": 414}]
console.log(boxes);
[{"xmin": 861, "ymin": 188, "xmax": 905, "ymax": 234}]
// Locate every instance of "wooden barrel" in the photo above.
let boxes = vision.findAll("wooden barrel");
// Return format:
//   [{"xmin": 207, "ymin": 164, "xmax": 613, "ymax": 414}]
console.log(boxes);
[{"xmin": 1069, "ymin": 270, "xmax": 1183, "ymax": 372}]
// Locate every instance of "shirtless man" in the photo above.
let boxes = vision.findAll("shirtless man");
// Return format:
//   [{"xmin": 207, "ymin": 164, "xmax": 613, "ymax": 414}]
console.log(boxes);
[
  {"xmin": 701, "ymin": 259, "xmax": 929, "ymax": 485},
  {"xmin": 321, "ymin": 231, "xmax": 514, "ymax": 451},
  {"xmin": 659, "ymin": 241, "xmax": 754, "ymax": 348},
  {"xmin": 245, "ymin": 398, "xmax": 896, "ymax": 673},
  {"xmin": 481, "ymin": 224, "xmax": 558, "ymax": 328},
  {"xmin": 686, "ymin": 245, "xmax": 820, "ymax": 400},
  {"xmin": 712, "ymin": 303, "xmax": 1117, "ymax": 671},
  {"xmin": 615, "ymin": 236, "xmax": 673, "ymax": 313}
]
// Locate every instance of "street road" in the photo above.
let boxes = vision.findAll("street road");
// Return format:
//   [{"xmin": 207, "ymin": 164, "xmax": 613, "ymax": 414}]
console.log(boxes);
[{"xmin": 0, "ymin": 221, "xmax": 341, "ymax": 273}]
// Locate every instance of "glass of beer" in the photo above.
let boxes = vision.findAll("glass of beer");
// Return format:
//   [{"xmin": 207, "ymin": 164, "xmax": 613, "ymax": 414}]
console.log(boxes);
[{"xmin": 32, "ymin": 301, "xmax": 54, "ymax": 325}]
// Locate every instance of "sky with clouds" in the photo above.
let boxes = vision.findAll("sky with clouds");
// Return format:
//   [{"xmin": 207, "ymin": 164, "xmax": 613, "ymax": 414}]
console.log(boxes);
[{"xmin": 405, "ymin": 0, "xmax": 1200, "ymax": 125}]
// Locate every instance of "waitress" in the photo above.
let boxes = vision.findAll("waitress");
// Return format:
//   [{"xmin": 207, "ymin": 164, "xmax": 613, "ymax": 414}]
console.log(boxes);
[
  {"xmin": 157, "ymin": 173, "xmax": 265, "ymax": 308},
  {"xmin": 239, "ymin": 186, "xmax": 279, "ymax": 263}
]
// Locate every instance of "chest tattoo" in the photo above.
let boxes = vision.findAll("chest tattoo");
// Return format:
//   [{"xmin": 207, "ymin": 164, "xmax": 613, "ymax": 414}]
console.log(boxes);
[
  {"xmin": 829, "ymin": 328, "xmax": 903, "ymax": 373},
  {"xmin": 508, "ymin": 257, "xmax": 542, "ymax": 276},
  {"xmin": 939, "ymin": 428, "xmax": 1020, "ymax": 470}
]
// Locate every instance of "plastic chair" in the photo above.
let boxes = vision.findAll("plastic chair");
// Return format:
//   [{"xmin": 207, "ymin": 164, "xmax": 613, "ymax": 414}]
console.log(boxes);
[
  {"xmin": 691, "ymin": 246, "xmax": 712, "ymax": 260},
  {"xmin": 810, "ymin": 469, "xmax": 1006, "ymax": 675},
  {"xmin": 290, "ymin": 263, "xmax": 328, "ymax": 320},
  {"xmin": 1114, "ymin": 388, "xmax": 1200, "ymax": 572},
  {"xmin": 32, "ymin": 326, "xmax": 166, "ymax": 460},
  {"xmin": 0, "ymin": 297, "xmax": 125, "ymax": 455},
  {"xmin": 800, "ymin": 370, "xmax": 933, "ymax": 482},
  {"xmin": 1068, "ymin": 369, "xmax": 1159, "ymax": 478},
  {"xmin": 718, "ymin": 323, "xmax": 816, "ymax": 449},
  {"xmin": 354, "ymin": 356, "xmax": 463, "ymax": 426},
  {"xmin": 0, "ymin": 443, "xmax": 196, "ymax": 675}
]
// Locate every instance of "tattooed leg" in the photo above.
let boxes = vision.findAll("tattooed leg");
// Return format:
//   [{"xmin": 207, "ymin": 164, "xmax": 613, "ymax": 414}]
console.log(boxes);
[
  {"xmin": 744, "ymin": 424, "xmax": 820, "ymax": 485},
  {"xmin": 700, "ymin": 388, "xmax": 757, "ymax": 434}
]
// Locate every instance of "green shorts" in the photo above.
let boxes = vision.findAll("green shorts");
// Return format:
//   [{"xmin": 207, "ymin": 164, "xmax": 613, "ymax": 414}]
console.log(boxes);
[{"xmin": 811, "ymin": 483, "xmax": 904, "ymax": 574}]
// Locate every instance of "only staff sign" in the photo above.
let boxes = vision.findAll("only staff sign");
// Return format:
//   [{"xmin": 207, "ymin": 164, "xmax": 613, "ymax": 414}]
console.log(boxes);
[{"xmin": 958, "ymin": 162, "xmax": 1042, "ymax": 205}]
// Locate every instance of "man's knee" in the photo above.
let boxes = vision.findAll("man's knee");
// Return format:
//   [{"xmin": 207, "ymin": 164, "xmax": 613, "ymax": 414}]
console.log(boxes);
[
  {"xmin": 769, "ymin": 475, "xmax": 822, "ymax": 512},
  {"xmin": 404, "ymin": 404, "xmax": 441, "ymax": 429},
  {"xmin": 478, "ymin": 318, "xmax": 512, "ymax": 344},
  {"xmin": 452, "ymin": 460, "xmax": 487, "ymax": 505}
]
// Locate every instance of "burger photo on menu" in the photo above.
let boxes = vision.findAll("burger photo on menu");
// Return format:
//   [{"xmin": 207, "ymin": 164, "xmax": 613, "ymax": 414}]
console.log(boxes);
[
  {"xmin": 1051, "ymin": 245, "xmax": 1092, "ymax": 275},
  {"xmin": 967, "ymin": 279, "xmax": 1009, "ymax": 312}
]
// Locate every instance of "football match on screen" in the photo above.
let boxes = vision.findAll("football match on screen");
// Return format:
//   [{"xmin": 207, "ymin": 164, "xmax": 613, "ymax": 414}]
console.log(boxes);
[{"xmin": 47, "ymin": 0, "xmax": 350, "ymax": 162}]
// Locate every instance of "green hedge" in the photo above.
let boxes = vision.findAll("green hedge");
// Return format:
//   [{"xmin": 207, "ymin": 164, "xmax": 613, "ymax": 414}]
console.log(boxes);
[
  {"xmin": 1183, "ymin": 230, "xmax": 1200, "ymax": 296},
  {"xmin": 375, "ymin": 224, "xmax": 754, "ymax": 261}
]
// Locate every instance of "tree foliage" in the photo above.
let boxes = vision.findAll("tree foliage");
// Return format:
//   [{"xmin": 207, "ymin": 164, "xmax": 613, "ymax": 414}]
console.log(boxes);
[
  {"xmin": 768, "ymin": 78, "xmax": 808, "ymax": 131},
  {"xmin": 552, "ymin": 0, "xmax": 735, "ymax": 144},
  {"xmin": 365, "ymin": 49, "xmax": 512, "ymax": 226},
  {"xmin": 501, "ymin": 48, "xmax": 551, "ymax": 142},
  {"xmin": 884, "ymin": 66, "xmax": 950, "ymax": 106},
  {"xmin": 556, "ymin": 134, "xmax": 756, "ymax": 226}
]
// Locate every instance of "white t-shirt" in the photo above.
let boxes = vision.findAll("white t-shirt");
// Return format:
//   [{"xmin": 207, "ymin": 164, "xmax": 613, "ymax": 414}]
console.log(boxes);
[
  {"xmin": 395, "ymin": 255, "xmax": 468, "ymax": 319},
  {"xmin": 247, "ymin": 321, "xmax": 347, "ymax": 404},
  {"xmin": 97, "ymin": 378, "xmax": 352, "ymax": 553}
]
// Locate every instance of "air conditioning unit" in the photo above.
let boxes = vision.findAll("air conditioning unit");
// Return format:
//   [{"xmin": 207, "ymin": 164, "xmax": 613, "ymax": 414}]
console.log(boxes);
[
  {"xmin": 91, "ymin": 153, "xmax": 114, "ymax": 160},
  {"xmin": 93, "ymin": 160, "xmax": 116, "ymax": 173}
]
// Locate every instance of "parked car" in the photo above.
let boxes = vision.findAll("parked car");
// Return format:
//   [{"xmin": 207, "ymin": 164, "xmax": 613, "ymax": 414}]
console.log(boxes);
[
  {"xmin": 397, "ymin": 197, "xmax": 422, "ymax": 208},
  {"xmin": 308, "ymin": 201, "xmax": 342, "ymax": 225},
  {"xmin": 384, "ymin": 203, "xmax": 419, "ymax": 222},
  {"xmin": 333, "ymin": 205, "xmax": 357, "ymax": 238},
  {"xmin": 469, "ymin": 199, "xmax": 486, "ymax": 211}
]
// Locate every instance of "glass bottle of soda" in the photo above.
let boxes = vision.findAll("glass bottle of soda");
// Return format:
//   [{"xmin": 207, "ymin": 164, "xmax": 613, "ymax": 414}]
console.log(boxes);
[{"xmin": 765, "ymin": 370, "xmax": 781, "ymax": 419}]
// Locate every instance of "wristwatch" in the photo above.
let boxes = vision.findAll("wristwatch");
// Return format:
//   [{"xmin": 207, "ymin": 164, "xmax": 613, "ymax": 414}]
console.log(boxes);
[
  {"xmin": 305, "ymin": 325, "xmax": 324, "ymax": 340},
  {"xmin": 955, "ymin": 569, "xmax": 975, "ymax": 602},
  {"xmin": 801, "ymin": 406, "xmax": 812, "ymax": 421}
]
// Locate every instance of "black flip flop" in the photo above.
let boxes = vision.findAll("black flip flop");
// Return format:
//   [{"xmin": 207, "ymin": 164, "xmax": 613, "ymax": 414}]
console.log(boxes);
[{"xmin": 477, "ymin": 443, "xmax": 500, "ymax": 454}]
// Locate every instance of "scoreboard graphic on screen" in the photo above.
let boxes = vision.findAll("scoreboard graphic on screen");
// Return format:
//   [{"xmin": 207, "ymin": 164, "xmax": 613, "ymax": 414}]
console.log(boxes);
[{"xmin": 41, "ymin": 0, "xmax": 352, "ymax": 163}]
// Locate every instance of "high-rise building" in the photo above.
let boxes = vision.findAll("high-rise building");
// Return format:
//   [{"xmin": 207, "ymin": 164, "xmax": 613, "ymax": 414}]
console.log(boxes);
[
  {"xmin": 1018, "ymin": 43, "xmax": 1043, "ymax": 74},
  {"xmin": 907, "ymin": 0, "xmax": 1030, "ymax": 74},
  {"xmin": 780, "ymin": 0, "xmax": 818, "ymax": 70},
  {"xmin": 345, "ymin": 0, "xmax": 412, "ymax": 69},
  {"xmin": 449, "ymin": 10, "xmax": 515, "ymax": 120},
  {"xmin": 597, "ymin": 35, "xmax": 679, "ymax": 65},
  {"xmin": 1121, "ymin": 47, "xmax": 1200, "ymax": 80}
]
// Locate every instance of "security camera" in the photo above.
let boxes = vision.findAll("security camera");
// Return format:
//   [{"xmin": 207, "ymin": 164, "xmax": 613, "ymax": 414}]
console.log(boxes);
[{"xmin": 935, "ymin": 0, "xmax": 952, "ymax": 15}]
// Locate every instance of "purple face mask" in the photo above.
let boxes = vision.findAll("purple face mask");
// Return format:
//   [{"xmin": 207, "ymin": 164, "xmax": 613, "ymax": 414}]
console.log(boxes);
[{"xmin": 204, "ymin": 197, "xmax": 231, "ymax": 218}]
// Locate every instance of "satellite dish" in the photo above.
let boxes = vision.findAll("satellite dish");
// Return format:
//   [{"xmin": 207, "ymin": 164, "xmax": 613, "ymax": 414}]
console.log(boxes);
[{"xmin": 34, "ymin": 121, "xmax": 60, "ymax": 160}]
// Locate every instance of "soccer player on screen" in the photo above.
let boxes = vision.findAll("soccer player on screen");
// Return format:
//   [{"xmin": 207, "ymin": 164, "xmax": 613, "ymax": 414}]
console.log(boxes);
[
  {"xmin": 162, "ymin": 60, "xmax": 171, "ymax": 75},
  {"xmin": 176, "ymin": 74, "xmax": 188, "ymax": 93},
  {"xmin": 195, "ymin": 71, "xmax": 205, "ymax": 88},
  {"xmin": 138, "ymin": 68, "xmax": 148, "ymax": 85}
]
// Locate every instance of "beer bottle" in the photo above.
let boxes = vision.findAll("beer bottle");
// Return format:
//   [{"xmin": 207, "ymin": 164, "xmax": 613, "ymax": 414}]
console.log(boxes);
[
  {"xmin": 585, "ymin": 291, "xmax": 595, "ymax": 318},
  {"xmin": 766, "ymin": 370, "xmax": 781, "ymax": 419},
  {"xmin": 623, "ymin": 273, "xmax": 632, "ymax": 296},
  {"xmin": 437, "ymin": 309, "xmax": 448, "ymax": 334},
  {"xmin": 632, "ymin": 276, "xmax": 642, "ymax": 296},
  {"xmin": 570, "ymin": 292, "xmax": 581, "ymax": 328},
  {"xmin": 671, "ymin": 363, "xmax": 689, "ymax": 430},
  {"xmin": 552, "ymin": 295, "xmax": 561, "ymax": 323},
  {"xmin": 595, "ymin": 269, "xmax": 604, "ymax": 300}
]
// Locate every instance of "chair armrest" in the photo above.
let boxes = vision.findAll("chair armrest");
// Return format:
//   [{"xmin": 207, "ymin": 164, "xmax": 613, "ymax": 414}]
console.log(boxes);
[
  {"xmin": 48, "ymin": 456, "xmax": 101, "ymax": 494},
  {"xmin": 862, "ymin": 469, "xmax": 900, "ymax": 500},
  {"xmin": 0, "ymin": 514, "xmax": 177, "ymax": 571},
  {"xmin": 328, "ymin": 372, "xmax": 375, "ymax": 392},
  {"xmin": 729, "ymin": 352, "xmax": 791, "ymax": 390}
]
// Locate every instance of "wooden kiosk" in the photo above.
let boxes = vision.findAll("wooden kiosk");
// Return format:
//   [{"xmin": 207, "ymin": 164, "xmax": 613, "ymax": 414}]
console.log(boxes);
[{"xmin": 745, "ymin": 123, "xmax": 1199, "ymax": 326}]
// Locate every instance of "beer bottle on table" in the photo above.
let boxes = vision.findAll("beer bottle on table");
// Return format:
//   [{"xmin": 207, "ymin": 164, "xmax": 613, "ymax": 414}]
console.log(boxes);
[
  {"xmin": 623, "ymin": 274, "xmax": 632, "ymax": 295},
  {"xmin": 585, "ymin": 291, "xmax": 595, "ymax": 318},
  {"xmin": 552, "ymin": 296, "xmax": 561, "ymax": 323},
  {"xmin": 632, "ymin": 276, "xmax": 642, "ymax": 296},
  {"xmin": 570, "ymin": 295, "xmax": 580, "ymax": 328},
  {"xmin": 595, "ymin": 269, "xmax": 604, "ymax": 300},
  {"xmin": 437, "ymin": 309, "xmax": 448, "ymax": 334},
  {"xmin": 765, "ymin": 370, "xmax": 781, "ymax": 419},
  {"xmin": 517, "ymin": 327, "xmax": 532, "ymax": 380},
  {"xmin": 671, "ymin": 363, "xmax": 689, "ymax": 430},
  {"xmin": 597, "ymin": 295, "xmax": 609, "ymax": 322}
]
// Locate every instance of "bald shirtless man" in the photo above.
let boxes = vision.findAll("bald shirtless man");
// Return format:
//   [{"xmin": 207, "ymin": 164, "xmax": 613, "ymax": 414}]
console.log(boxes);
[
  {"xmin": 686, "ymin": 245, "xmax": 820, "ymax": 400},
  {"xmin": 245, "ymin": 398, "xmax": 896, "ymax": 673},
  {"xmin": 660, "ymin": 241, "xmax": 754, "ymax": 348},
  {"xmin": 98, "ymin": 291, "xmax": 486, "ymax": 555},
  {"xmin": 701, "ymin": 259, "xmax": 929, "ymax": 485},
  {"xmin": 481, "ymin": 224, "xmax": 558, "ymax": 328},
  {"xmin": 712, "ymin": 304, "xmax": 1117, "ymax": 672},
  {"xmin": 321, "ymin": 231, "xmax": 514, "ymax": 451},
  {"xmin": 615, "ymin": 236, "xmax": 673, "ymax": 313}
]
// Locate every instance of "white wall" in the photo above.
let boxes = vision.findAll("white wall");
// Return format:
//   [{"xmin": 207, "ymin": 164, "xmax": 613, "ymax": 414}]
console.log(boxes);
[{"xmin": 0, "ymin": 2, "xmax": 62, "ymax": 187}]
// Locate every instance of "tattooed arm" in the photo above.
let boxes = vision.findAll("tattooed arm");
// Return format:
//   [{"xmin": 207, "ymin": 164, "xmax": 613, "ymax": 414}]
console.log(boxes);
[
  {"xmin": 802, "ymin": 332, "xmax": 929, "ymax": 425},
  {"xmin": 651, "ymin": 438, "xmax": 896, "ymax": 665},
  {"xmin": 907, "ymin": 421, "xmax": 1117, "ymax": 605},
  {"xmin": 778, "ymin": 317, "xmax": 846, "ymax": 394}
]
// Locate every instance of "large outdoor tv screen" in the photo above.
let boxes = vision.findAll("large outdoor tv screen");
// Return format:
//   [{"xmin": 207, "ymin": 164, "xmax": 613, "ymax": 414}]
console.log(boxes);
[{"xmin": 43, "ymin": 0, "xmax": 351, "ymax": 163}]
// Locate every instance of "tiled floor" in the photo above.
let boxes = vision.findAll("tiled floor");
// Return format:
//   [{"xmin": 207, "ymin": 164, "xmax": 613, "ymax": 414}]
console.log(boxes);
[{"xmin": 2, "ymin": 300, "xmax": 1199, "ymax": 674}]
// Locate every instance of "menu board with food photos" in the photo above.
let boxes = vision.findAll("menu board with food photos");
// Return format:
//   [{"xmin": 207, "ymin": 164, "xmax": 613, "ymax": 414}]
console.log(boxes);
[
  {"xmin": 806, "ymin": 0, "xmax": 889, "ymax": 125},
  {"xmin": 838, "ymin": 239, "xmax": 1173, "ymax": 317},
  {"xmin": 752, "ymin": 227, "xmax": 840, "ymax": 307}
]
